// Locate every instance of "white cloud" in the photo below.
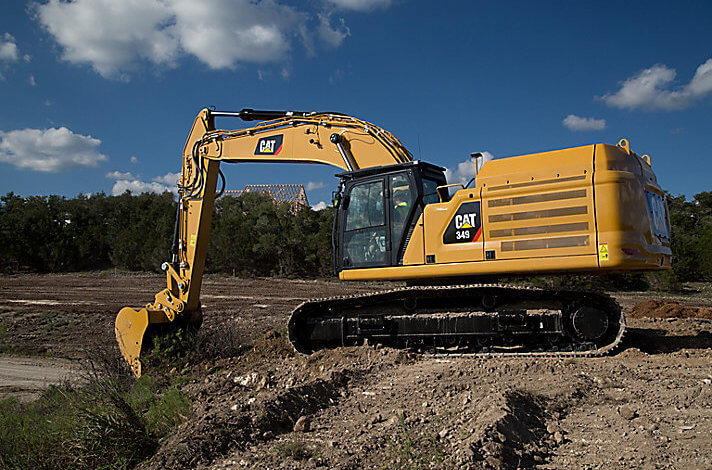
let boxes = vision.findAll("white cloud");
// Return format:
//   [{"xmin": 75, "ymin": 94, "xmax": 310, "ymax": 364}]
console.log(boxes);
[
  {"xmin": 152, "ymin": 171, "xmax": 180, "ymax": 185},
  {"xmin": 311, "ymin": 201, "xmax": 328, "ymax": 211},
  {"xmin": 305, "ymin": 181, "xmax": 326, "ymax": 191},
  {"xmin": 325, "ymin": 0, "xmax": 392, "ymax": 11},
  {"xmin": 0, "ymin": 127, "xmax": 108, "ymax": 172},
  {"xmin": 35, "ymin": 0, "xmax": 367, "ymax": 79},
  {"xmin": 106, "ymin": 170, "xmax": 135, "ymax": 179},
  {"xmin": 35, "ymin": 0, "xmax": 178, "ymax": 80},
  {"xmin": 110, "ymin": 179, "xmax": 176, "ymax": 196},
  {"xmin": 130, "ymin": 155, "xmax": 138, "ymax": 163},
  {"xmin": 280, "ymin": 66, "xmax": 291, "ymax": 80},
  {"xmin": 0, "ymin": 33, "xmax": 19, "ymax": 62},
  {"xmin": 329, "ymin": 65, "xmax": 351, "ymax": 85},
  {"xmin": 28, "ymin": 74, "xmax": 36, "ymax": 87},
  {"xmin": 171, "ymin": 0, "xmax": 304, "ymax": 69},
  {"xmin": 687, "ymin": 59, "xmax": 712, "ymax": 96},
  {"xmin": 600, "ymin": 58, "xmax": 712, "ymax": 111},
  {"xmin": 106, "ymin": 170, "xmax": 178, "ymax": 196},
  {"xmin": 562, "ymin": 114, "xmax": 606, "ymax": 131},
  {"xmin": 317, "ymin": 14, "xmax": 350, "ymax": 48},
  {"xmin": 445, "ymin": 151, "xmax": 494, "ymax": 184}
]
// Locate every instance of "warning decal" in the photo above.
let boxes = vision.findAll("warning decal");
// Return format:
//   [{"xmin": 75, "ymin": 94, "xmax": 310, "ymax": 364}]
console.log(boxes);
[
  {"xmin": 598, "ymin": 242, "xmax": 609, "ymax": 261},
  {"xmin": 443, "ymin": 202, "xmax": 482, "ymax": 244}
]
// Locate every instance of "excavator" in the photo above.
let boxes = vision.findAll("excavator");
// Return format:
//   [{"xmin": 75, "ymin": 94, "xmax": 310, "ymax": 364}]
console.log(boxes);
[{"xmin": 115, "ymin": 108, "xmax": 672, "ymax": 376}]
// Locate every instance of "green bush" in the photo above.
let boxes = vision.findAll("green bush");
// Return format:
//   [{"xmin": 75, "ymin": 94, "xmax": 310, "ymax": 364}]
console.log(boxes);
[
  {"xmin": 0, "ymin": 370, "xmax": 191, "ymax": 470},
  {"xmin": 527, "ymin": 273, "xmax": 650, "ymax": 292},
  {"xmin": 275, "ymin": 439, "xmax": 318, "ymax": 461},
  {"xmin": 208, "ymin": 193, "xmax": 334, "ymax": 277},
  {"xmin": 666, "ymin": 191, "xmax": 712, "ymax": 282}
]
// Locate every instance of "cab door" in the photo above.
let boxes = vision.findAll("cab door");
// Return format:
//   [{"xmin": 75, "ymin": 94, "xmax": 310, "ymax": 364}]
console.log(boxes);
[
  {"xmin": 339, "ymin": 177, "xmax": 390, "ymax": 269},
  {"xmin": 388, "ymin": 172, "xmax": 417, "ymax": 265}
]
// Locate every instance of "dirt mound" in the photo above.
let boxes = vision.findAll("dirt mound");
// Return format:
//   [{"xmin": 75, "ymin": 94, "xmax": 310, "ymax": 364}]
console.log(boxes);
[
  {"xmin": 465, "ymin": 390, "xmax": 549, "ymax": 469},
  {"xmin": 140, "ymin": 332, "xmax": 409, "ymax": 469},
  {"xmin": 630, "ymin": 299, "xmax": 712, "ymax": 319},
  {"xmin": 142, "ymin": 371, "xmax": 350, "ymax": 469}
]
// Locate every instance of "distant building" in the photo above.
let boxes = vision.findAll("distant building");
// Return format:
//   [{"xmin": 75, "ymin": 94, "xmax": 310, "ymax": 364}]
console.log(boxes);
[{"xmin": 221, "ymin": 184, "xmax": 309, "ymax": 212}]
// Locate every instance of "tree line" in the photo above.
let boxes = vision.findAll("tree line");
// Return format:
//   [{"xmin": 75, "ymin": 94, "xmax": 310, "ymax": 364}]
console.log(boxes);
[
  {"xmin": 0, "ymin": 190, "xmax": 710, "ymax": 283},
  {"xmin": 0, "ymin": 191, "xmax": 334, "ymax": 277}
]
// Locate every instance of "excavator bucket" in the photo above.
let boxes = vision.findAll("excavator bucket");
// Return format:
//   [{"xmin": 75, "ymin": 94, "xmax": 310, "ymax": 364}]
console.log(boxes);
[{"xmin": 115, "ymin": 307, "xmax": 151, "ymax": 377}]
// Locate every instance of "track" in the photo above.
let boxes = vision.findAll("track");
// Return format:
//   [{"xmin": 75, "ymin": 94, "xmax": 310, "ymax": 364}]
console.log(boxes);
[{"xmin": 288, "ymin": 284, "xmax": 625, "ymax": 357}]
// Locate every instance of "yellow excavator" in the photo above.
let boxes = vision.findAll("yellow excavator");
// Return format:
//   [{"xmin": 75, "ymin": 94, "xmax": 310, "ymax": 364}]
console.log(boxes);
[{"xmin": 115, "ymin": 108, "xmax": 671, "ymax": 376}]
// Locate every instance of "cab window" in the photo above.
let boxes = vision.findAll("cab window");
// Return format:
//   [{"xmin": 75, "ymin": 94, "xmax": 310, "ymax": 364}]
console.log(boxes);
[
  {"xmin": 346, "ymin": 181, "xmax": 384, "ymax": 231},
  {"xmin": 343, "ymin": 180, "xmax": 387, "ymax": 266},
  {"xmin": 422, "ymin": 178, "xmax": 441, "ymax": 205}
]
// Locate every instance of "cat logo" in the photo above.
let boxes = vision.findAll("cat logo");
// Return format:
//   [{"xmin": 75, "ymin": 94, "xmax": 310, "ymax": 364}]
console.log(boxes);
[
  {"xmin": 455, "ymin": 213, "xmax": 477, "ymax": 229},
  {"xmin": 444, "ymin": 202, "xmax": 482, "ymax": 244},
  {"xmin": 254, "ymin": 134, "xmax": 284, "ymax": 156}
]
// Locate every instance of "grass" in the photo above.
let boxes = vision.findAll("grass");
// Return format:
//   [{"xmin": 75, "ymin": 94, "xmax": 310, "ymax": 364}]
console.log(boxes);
[
  {"xmin": 141, "ymin": 321, "xmax": 245, "ymax": 375},
  {"xmin": 0, "ymin": 353, "xmax": 193, "ymax": 470},
  {"xmin": 0, "ymin": 317, "xmax": 247, "ymax": 469},
  {"xmin": 384, "ymin": 413, "xmax": 447, "ymax": 470},
  {"xmin": 275, "ymin": 439, "xmax": 319, "ymax": 461}
]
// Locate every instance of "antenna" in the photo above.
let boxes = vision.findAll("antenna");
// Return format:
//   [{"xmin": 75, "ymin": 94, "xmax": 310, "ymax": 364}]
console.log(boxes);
[{"xmin": 471, "ymin": 152, "xmax": 483, "ymax": 177}]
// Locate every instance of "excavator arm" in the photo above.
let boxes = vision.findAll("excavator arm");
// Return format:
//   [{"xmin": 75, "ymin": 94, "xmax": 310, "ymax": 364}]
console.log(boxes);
[{"xmin": 115, "ymin": 108, "xmax": 413, "ymax": 376}]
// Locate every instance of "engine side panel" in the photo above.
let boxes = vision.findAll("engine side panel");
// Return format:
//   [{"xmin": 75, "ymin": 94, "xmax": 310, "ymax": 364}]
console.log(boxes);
[{"xmin": 479, "ymin": 145, "xmax": 597, "ymax": 262}]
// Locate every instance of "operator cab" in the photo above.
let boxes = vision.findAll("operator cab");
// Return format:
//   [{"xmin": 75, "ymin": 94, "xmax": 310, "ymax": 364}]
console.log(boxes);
[{"xmin": 334, "ymin": 161, "xmax": 446, "ymax": 272}]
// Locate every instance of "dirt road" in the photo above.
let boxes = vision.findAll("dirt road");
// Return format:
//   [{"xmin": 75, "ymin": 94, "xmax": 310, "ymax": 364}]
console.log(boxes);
[
  {"xmin": 1, "ymin": 273, "xmax": 712, "ymax": 468},
  {"xmin": 0, "ymin": 356, "xmax": 79, "ymax": 402}
]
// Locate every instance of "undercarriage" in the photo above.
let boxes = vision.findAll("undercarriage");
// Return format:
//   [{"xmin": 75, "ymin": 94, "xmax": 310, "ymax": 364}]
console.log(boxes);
[{"xmin": 288, "ymin": 285, "xmax": 624, "ymax": 357}]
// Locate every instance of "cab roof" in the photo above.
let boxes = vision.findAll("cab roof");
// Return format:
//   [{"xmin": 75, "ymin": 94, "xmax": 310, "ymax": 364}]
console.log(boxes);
[{"xmin": 336, "ymin": 160, "xmax": 446, "ymax": 181}]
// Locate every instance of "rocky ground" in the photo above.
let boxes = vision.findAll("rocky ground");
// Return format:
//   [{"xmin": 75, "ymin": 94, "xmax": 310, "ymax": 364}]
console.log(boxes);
[{"xmin": 1, "ymin": 273, "xmax": 711, "ymax": 469}]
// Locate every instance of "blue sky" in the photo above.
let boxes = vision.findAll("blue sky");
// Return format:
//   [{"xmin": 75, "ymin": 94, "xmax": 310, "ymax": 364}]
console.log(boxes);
[{"xmin": 0, "ymin": 0, "xmax": 710, "ymax": 207}]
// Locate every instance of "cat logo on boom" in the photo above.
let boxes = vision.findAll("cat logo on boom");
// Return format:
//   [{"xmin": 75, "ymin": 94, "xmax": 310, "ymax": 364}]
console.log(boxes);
[{"xmin": 254, "ymin": 134, "xmax": 284, "ymax": 156}]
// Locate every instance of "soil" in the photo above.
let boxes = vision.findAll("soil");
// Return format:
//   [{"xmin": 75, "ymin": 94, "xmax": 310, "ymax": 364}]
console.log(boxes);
[
  {"xmin": 629, "ymin": 298, "xmax": 712, "ymax": 320},
  {"xmin": 0, "ymin": 356, "xmax": 80, "ymax": 402},
  {"xmin": 2, "ymin": 273, "xmax": 712, "ymax": 469}
]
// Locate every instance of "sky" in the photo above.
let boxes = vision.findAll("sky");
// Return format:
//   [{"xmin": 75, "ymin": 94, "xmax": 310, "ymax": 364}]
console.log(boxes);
[{"xmin": 0, "ymin": 0, "xmax": 710, "ymax": 208}]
